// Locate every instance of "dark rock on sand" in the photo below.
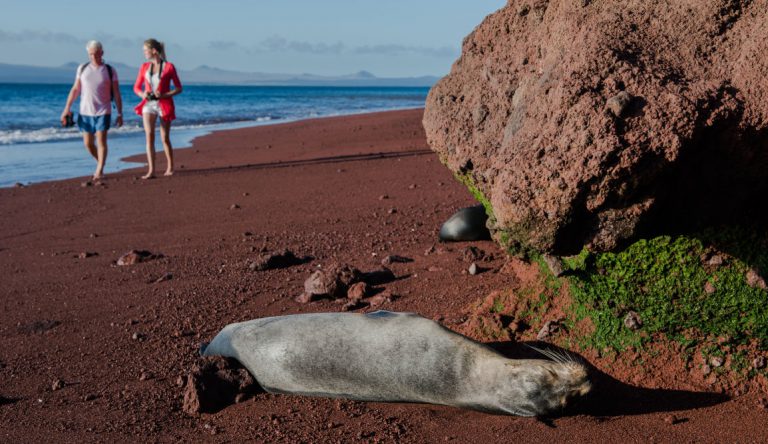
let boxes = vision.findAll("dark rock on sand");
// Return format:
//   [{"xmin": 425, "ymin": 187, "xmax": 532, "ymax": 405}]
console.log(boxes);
[
  {"xmin": 381, "ymin": 255, "xmax": 413, "ymax": 266},
  {"xmin": 438, "ymin": 205, "xmax": 491, "ymax": 242},
  {"xmin": 249, "ymin": 249, "xmax": 308, "ymax": 271},
  {"xmin": 424, "ymin": 1, "xmax": 768, "ymax": 254},
  {"xmin": 117, "ymin": 250, "xmax": 161, "ymax": 266}
]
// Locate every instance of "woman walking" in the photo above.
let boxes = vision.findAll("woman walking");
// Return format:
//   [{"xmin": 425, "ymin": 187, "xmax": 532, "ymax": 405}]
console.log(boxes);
[{"xmin": 133, "ymin": 38, "xmax": 183, "ymax": 179}]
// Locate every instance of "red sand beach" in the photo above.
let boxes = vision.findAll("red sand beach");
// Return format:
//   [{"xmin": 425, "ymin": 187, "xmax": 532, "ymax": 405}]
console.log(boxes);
[{"xmin": 1, "ymin": 109, "xmax": 766, "ymax": 442}]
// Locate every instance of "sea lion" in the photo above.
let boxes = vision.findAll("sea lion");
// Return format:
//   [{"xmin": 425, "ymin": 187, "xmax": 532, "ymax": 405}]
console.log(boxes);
[
  {"xmin": 439, "ymin": 205, "xmax": 491, "ymax": 241},
  {"xmin": 202, "ymin": 311, "xmax": 591, "ymax": 416}
]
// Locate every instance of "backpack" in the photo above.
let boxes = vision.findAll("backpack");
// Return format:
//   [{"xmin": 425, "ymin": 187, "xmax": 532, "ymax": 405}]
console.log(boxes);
[{"xmin": 79, "ymin": 63, "xmax": 114, "ymax": 102}]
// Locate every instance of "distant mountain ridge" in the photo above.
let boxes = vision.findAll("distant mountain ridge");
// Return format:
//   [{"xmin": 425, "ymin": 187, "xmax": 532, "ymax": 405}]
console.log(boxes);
[{"xmin": 0, "ymin": 62, "xmax": 438, "ymax": 86}]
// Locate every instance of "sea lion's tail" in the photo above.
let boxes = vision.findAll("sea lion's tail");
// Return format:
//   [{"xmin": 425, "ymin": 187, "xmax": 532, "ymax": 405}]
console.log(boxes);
[{"xmin": 201, "ymin": 322, "xmax": 242, "ymax": 359}]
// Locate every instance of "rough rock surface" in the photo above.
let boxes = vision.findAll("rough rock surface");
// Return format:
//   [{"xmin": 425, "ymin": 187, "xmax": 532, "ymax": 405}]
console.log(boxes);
[
  {"xmin": 424, "ymin": 0, "xmax": 768, "ymax": 254},
  {"xmin": 182, "ymin": 356, "xmax": 260, "ymax": 415}
]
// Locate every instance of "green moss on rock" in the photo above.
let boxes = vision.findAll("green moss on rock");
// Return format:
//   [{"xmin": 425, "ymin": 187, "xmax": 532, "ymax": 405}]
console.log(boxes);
[{"xmin": 563, "ymin": 231, "xmax": 768, "ymax": 351}]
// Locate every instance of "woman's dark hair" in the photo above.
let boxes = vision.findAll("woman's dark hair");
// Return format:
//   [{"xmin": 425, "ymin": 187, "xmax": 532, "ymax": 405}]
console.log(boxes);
[{"xmin": 144, "ymin": 38, "xmax": 166, "ymax": 60}]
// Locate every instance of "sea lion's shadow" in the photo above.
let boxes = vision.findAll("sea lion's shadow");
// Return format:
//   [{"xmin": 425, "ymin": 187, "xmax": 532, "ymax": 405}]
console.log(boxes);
[{"xmin": 487, "ymin": 341, "xmax": 729, "ymax": 418}]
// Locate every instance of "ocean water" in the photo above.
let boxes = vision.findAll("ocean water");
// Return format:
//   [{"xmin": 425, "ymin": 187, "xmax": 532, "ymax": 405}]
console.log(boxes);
[{"xmin": 0, "ymin": 83, "xmax": 429, "ymax": 187}]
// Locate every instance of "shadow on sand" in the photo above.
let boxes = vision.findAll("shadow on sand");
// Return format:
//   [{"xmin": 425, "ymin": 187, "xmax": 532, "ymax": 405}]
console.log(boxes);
[
  {"xmin": 487, "ymin": 340, "xmax": 728, "ymax": 419},
  {"xmin": 178, "ymin": 149, "xmax": 434, "ymax": 176}
]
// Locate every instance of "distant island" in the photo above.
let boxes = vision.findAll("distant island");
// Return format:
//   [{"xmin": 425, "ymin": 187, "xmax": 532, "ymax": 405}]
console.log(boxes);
[{"xmin": 0, "ymin": 62, "xmax": 439, "ymax": 87}]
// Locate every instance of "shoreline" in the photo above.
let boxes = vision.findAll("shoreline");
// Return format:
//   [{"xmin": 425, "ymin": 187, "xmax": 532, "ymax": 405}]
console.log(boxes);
[{"xmin": 1, "ymin": 106, "xmax": 425, "ymax": 188}]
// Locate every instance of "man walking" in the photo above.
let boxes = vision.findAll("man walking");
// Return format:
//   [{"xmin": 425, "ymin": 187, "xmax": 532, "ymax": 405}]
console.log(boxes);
[{"xmin": 61, "ymin": 40, "xmax": 123, "ymax": 181}]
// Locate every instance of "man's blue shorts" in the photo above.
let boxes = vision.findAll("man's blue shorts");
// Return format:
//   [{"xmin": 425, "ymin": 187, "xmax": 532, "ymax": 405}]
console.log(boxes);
[{"xmin": 77, "ymin": 114, "xmax": 111, "ymax": 133}]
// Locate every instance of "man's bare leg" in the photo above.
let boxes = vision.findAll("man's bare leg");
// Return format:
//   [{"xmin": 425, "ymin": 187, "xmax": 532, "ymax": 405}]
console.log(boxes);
[
  {"xmin": 83, "ymin": 132, "xmax": 97, "ymax": 160},
  {"xmin": 93, "ymin": 130, "xmax": 108, "ymax": 180}
]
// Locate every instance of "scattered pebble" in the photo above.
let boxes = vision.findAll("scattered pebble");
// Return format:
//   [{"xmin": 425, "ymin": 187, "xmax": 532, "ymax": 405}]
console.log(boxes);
[
  {"xmin": 623, "ymin": 311, "xmax": 642, "ymax": 330},
  {"xmin": 229, "ymin": 204, "xmax": 240, "ymax": 210},
  {"xmin": 704, "ymin": 281, "xmax": 716, "ymax": 294},
  {"xmin": 700, "ymin": 364, "xmax": 712, "ymax": 376},
  {"xmin": 84, "ymin": 394, "xmax": 97, "ymax": 402},
  {"xmin": 537, "ymin": 320, "xmax": 561, "ymax": 340},
  {"xmin": 77, "ymin": 252, "xmax": 98, "ymax": 259},
  {"xmin": 745, "ymin": 269, "xmax": 767, "ymax": 290},
  {"xmin": 381, "ymin": 255, "xmax": 413, "ymax": 266},
  {"xmin": 250, "ymin": 249, "xmax": 306, "ymax": 271},
  {"xmin": 154, "ymin": 272, "xmax": 173, "ymax": 283},
  {"xmin": 468, "ymin": 262, "xmax": 479, "ymax": 275},
  {"xmin": 707, "ymin": 254, "xmax": 724, "ymax": 266},
  {"xmin": 139, "ymin": 371, "xmax": 153, "ymax": 381},
  {"xmin": 606, "ymin": 91, "xmax": 633, "ymax": 117},
  {"xmin": 709, "ymin": 356, "xmax": 724, "ymax": 368},
  {"xmin": 387, "ymin": 208, "xmax": 397, "ymax": 215},
  {"xmin": 117, "ymin": 250, "xmax": 160, "ymax": 266},
  {"xmin": 378, "ymin": 195, "xmax": 389, "ymax": 200},
  {"xmin": 51, "ymin": 379, "xmax": 65, "ymax": 391},
  {"xmin": 663, "ymin": 414, "xmax": 680, "ymax": 425},
  {"xmin": 369, "ymin": 292, "xmax": 393, "ymax": 308},
  {"xmin": 81, "ymin": 181, "xmax": 92, "ymax": 188},
  {"xmin": 542, "ymin": 254, "xmax": 565, "ymax": 277},
  {"xmin": 132, "ymin": 332, "xmax": 146, "ymax": 342},
  {"xmin": 347, "ymin": 282, "xmax": 368, "ymax": 302},
  {"xmin": 752, "ymin": 356, "xmax": 766, "ymax": 370}
]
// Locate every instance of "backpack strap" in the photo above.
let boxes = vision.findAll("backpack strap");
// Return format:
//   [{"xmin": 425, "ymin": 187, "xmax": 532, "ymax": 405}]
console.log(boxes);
[
  {"xmin": 106, "ymin": 64, "xmax": 114, "ymax": 103},
  {"xmin": 79, "ymin": 63, "xmax": 115, "ymax": 103}
]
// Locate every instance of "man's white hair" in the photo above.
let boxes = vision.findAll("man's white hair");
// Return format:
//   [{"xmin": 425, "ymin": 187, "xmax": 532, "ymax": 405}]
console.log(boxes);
[{"xmin": 85, "ymin": 40, "xmax": 103, "ymax": 52}]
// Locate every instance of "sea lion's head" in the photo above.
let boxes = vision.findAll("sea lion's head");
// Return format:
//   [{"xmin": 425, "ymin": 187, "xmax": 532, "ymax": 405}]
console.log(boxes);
[{"xmin": 499, "ymin": 356, "xmax": 591, "ymax": 417}]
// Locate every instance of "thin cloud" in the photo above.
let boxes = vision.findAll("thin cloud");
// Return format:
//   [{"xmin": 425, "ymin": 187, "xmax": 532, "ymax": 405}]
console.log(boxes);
[
  {"xmin": 353, "ymin": 44, "xmax": 457, "ymax": 58},
  {"xmin": 209, "ymin": 40, "xmax": 238, "ymax": 51},
  {"xmin": 0, "ymin": 30, "xmax": 81, "ymax": 45},
  {"xmin": 210, "ymin": 35, "xmax": 456, "ymax": 58},
  {"xmin": 0, "ymin": 29, "xmax": 147, "ymax": 50},
  {"xmin": 259, "ymin": 36, "xmax": 345, "ymax": 55}
]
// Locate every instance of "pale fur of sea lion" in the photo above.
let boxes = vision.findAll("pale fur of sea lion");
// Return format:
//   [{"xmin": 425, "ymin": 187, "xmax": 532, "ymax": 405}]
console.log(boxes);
[{"xmin": 202, "ymin": 311, "xmax": 591, "ymax": 416}]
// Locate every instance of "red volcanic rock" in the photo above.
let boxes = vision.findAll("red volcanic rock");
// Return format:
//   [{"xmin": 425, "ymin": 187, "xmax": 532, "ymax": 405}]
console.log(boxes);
[
  {"xmin": 424, "ymin": 1, "xmax": 768, "ymax": 254},
  {"xmin": 346, "ymin": 282, "xmax": 368, "ymax": 302},
  {"xmin": 303, "ymin": 263, "xmax": 363, "ymax": 300},
  {"xmin": 182, "ymin": 357, "xmax": 259, "ymax": 416},
  {"xmin": 117, "ymin": 250, "xmax": 160, "ymax": 266}
]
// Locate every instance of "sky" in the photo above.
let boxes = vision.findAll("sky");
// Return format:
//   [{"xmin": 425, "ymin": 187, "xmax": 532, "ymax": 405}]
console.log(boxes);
[{"xmin": 0, "ymin": 0, "xmax": 506, "ymax": 77}]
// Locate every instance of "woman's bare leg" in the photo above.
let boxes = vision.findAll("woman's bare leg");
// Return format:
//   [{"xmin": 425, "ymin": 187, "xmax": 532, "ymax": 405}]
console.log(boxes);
[
  {"xmin": 142, "ymin": 112, "xmax": 158, "ymax": 179},
  {"xmin": 159, "ymin": 119, "xmax": 174, "ymax": 176}
]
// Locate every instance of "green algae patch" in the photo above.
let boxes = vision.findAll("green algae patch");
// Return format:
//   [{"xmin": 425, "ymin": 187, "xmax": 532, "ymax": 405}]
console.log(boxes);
[
  {"xmin": 452, "ymin": 171, "xmax": 544, "ymax": 258},
  {"xmin": 563, "ymin": 232, "xmax": 768, "ymax": 352}
]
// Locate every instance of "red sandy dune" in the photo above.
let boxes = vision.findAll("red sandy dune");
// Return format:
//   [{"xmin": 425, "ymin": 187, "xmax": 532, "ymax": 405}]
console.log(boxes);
[{"xmin": 0, "ymin": 109, "xmax": 765, "ymax": 441}]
